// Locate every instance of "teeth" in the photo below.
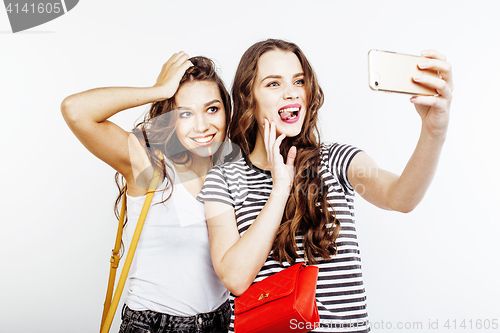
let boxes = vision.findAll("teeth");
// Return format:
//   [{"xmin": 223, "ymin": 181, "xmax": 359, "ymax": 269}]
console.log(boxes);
[
  {"xmin": 192, "ymin": 134, "xmax": 214, "ymax": 143},
  {"xmin": 278, "ymin": 107, "xmax": 300, "ymax": 115}
]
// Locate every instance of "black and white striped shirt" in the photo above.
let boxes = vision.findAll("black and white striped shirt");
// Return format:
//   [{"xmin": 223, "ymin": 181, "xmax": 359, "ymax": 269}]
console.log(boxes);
[{"xmin": 198, "ymin": 143, "xmax": 369, "ymax": 332}]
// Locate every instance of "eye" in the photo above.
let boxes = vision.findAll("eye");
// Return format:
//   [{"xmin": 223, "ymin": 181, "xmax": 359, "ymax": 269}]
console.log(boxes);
[
  {"xmin": 266, "ymin": 81, "xmax": 279, "ymax": 87},
  {"xmin": 179, "ymin": 111, "xmax": 192, "ymax": 118},
  {"xmin": 207, "ymin": 106, "xmax": 219, "ymax": 114},
  {"xmin": 294, "ymin": 78, "xmax": 305, "ymax": 86}
]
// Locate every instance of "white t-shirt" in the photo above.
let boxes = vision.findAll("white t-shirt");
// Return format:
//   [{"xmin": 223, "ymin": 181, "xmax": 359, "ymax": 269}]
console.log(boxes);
[{"xmin": 123, "ymin": 160, "xmax": 228, "ymax": 316}]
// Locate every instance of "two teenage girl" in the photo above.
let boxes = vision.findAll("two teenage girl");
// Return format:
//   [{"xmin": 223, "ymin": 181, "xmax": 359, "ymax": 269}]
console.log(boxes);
[{"xmin": 63, "ymin": 39, "xmax": 453, "ymax": 333}]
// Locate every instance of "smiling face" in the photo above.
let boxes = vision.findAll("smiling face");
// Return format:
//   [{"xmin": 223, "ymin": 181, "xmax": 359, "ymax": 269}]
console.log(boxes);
[
  {"xmin": 253, "ymin": 50, "xmax": 308, "ymax": 137},
  {"xmin": 174, "ymin": 80, "xmax": 226, "ymax": 158}
]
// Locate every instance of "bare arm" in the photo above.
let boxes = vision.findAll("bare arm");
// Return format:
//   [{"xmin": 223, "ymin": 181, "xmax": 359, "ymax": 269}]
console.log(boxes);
[
  {"xmin": 206, "ymin": 192, "xmax": 289, "ymax": 295},
  {"xmin": 349, "ymin": 50, "xmax": 453, "ymax": 213},
  {"xmin": 206, "ymin": 120, "xmax": 297, "ymax": 295},
  {"xmin": 61, "ymin": 52, "xmax": 193, "ymax": 194}
]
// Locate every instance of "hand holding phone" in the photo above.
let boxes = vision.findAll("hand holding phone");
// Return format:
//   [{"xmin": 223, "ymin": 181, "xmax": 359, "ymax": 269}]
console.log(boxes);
[{"xmin": 368, "ymin": 50, "xmax": 439, "ymax": 96}]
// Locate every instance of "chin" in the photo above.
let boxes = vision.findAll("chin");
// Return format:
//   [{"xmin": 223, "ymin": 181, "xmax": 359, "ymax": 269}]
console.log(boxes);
[
  {"xmin": 190, "ymin": 142, "xmax": 222, "ymax": 158},
  {"xmin": 277, "ymin": 122, "xmax": 304, "ymax": 138}
]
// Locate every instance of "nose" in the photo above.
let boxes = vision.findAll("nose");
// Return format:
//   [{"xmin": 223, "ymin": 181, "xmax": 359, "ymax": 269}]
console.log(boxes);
[
  {"xmin": 193, "ymin": 112, "xmax": 210, "ymax": 133},
  {"xmin": 283, "ymin": 83, "xmax": 299, "ymax": 100}
]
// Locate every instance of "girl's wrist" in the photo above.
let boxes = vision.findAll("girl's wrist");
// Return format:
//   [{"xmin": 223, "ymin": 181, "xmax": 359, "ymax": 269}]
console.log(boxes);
[
  {"xmin": 270, "ymin": 185, "xmax": 292, "ymax": 202},
  {"xmin": 421, "ymin": 123, "xmax": 447, "ymax": 144},
  {"xmin": 149, "ymin": 85, "xmax": 171, "ymax": 102}
]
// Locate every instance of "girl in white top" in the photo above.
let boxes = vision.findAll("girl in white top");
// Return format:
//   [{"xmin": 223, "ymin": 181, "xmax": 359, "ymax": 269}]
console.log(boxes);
[{"xmin": 62, "ymin": 53, "xmax": 231, "ymax": 332}]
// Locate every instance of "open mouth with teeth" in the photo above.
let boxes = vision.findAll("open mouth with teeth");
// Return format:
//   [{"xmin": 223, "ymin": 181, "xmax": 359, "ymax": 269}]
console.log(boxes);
[
  {"xmin": 278, "ymin": 105, "xmax": 301, "ymax": 123},
  {"xmin": 191, "ymin": 134, "xmax": 216, "ymax": 144}
]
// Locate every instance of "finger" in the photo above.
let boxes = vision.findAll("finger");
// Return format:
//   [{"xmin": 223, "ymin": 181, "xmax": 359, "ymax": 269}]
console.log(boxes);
[
  {"xmin": 171, "ymin": 51, "xmax": 188, "ymax": 64},
  {"xmin": 263, "ymin": 118, "xmax": 270, "ymax": 156},
  {"xmin": 273, "ymin": 133, "xmax": 286, "ymax": 160},
  {"xmin": 172, "ymin": 53, "xmax": 190, "ymax": 69},
  {"xmin": 180, "ymin": 60, "xmax": 194, "ymax": 73},
  {"xmin": 158, "ymin": 52, "xmax": 185, "ymax": 79},
  {"xmin": 286, "ymin": 146, "xmax": 296, "ymax": 166},
  {"xmin": 159, "ymin": 59, "xmax": 193, "ymax": 89},
  {"xmin": 417, "ymin": 59, "xmax": 453, "ymax": 87},
  {"xmin": 172, "ymin": 55, "xmax": 193, "ymax": 76},
  {"xmin": 162, "ymin": 51, "xmax": 186, "ymax": 71},
  {"xmin": 410, "ymin": 95, "xmax": 448, "ymax": 111},
  {"xmin": 412, "ymin": 75, "xmax": 452, "ymax": 99},
  {"xmin": 421, "ymin": 49, "xmax": 446, "ymax": 61},
  {"xmin": 417, "ymin": 58, "xmax": 452, "ymax": 76},
  {"xmin": 267, "ymin": 121, "xmax": 277, "ymax": 164},
  {"xmin": 270, "ymin": 121, "xmax": 276, "ymax": 148}
]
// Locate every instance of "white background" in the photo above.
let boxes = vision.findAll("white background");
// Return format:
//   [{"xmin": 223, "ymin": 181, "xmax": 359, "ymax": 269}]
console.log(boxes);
[{"xmin": 1, "ymin": 1, "xmax": 499, "ymax": 332}]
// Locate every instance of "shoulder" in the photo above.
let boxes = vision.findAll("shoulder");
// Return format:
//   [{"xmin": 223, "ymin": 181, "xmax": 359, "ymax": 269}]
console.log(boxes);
[
  {"xmin": 321, "ymin": 142, "xmax": 362, "ymax": 164},
  {"xmin": 203, "ymin": 157, "xmax": 248, "ymax": 186},
  {"xmin": 210, "ymin": 157, "xmax": 248, "ymax": 175},
  {"xmin": 321, "ymin": 142, "xmax": 362, "ymax": 157},
  {"xmin": 198, "ymin": 158, "xmax": 247, "ymax": 205},
  {"xmin": 320, "ymin": 142, "xmax": 363, "ymax": 193}
]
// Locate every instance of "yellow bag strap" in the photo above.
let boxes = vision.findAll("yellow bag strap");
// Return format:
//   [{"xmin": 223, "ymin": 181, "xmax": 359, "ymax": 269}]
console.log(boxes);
[
  {"xmin": 99, "ymin": 186, "xmax": 126, "ymax": 330},
  {"xmin": 99, "ymin": 168, "xmax": 161, "ymax": 333}
]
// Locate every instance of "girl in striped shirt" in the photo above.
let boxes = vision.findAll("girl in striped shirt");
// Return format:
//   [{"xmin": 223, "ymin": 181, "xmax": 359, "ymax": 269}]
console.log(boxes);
[{"xmin": 198, "ymin": 39, "xmax": 453, "ymax": 332}]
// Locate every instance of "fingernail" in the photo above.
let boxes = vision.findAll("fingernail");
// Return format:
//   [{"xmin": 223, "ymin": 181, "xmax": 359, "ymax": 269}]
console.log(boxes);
[
  {"xmin": 410, "ymin": 97, "xmax": 416, "ymax": 103},
  {"xmin": 413, "ymin": 74, "xmax": 422, "ymax": 81},
  {"xmin": 421, "ymin": 50, "xmax": 430, "ymax": 56},
  {"xmin": 418, "ymin": 61, "xmax": 427, "ymax": 68}
]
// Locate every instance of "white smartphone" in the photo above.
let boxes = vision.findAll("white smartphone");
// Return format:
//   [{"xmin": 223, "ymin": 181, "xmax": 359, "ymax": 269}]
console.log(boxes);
[{"xmin": 368, "ymin": 50, "xmax": 439, "ymax": 96}]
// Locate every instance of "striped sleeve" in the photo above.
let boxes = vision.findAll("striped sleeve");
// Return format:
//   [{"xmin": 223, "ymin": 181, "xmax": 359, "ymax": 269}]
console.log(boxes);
[
  {"xmin": 197, "ymin": 165, "xmax": 234, "ymax": 207},
  {"xmin": 328, "ymin": 143, "xmax": 362, "ymax": 194}
]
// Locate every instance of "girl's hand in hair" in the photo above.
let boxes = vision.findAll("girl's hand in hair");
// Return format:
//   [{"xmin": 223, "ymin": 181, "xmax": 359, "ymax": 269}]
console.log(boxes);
[
  {"xmin": 153, "ymin": 51, "xmax": 194, "ymax": 101},
  {"xmin": 263, "ymin": 119, "xmax": 297, "ymax": 196},
  {"xmin": 410, "ymin": 50, "xmax": 453, "ymax": 140}
]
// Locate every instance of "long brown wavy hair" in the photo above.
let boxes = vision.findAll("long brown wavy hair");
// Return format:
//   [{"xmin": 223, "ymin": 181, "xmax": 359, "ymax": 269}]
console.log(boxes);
[
  {"xmin": 230, "ymin": 39, "xmax": 340, "ymax": 265},
  {"xmin": 114, "ymin": 56, "xmax": 231, "ymax": 253}
]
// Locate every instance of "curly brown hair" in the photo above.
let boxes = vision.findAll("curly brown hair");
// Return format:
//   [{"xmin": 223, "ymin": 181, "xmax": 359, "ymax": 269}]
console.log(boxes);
[{"xmin": 230, "ymin": 39, "xmax": 340, "ymax": 265}]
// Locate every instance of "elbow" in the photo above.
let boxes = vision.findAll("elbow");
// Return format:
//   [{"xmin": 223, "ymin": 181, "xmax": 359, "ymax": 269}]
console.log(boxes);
[
  {"xmin": 397, "ymin": 205, "xmax": 416, "ymax": 214},
  {"xmin": 390, "ymin": 201, "xmax": 417, "ymax": 214},
  {"xmin": 219, "ymin": 273, "xmax": 252, "ymax": 296},
  {"xmin": 224, "ymin": 280, "xmax": 250, "ymax": 297},
  {"xmin": 386, "ymin": 196, "xmax": 418, "ymax": 214},
  {"xmin": 60, "ymin": 95, "xmax": 79, "ymax": 124}
]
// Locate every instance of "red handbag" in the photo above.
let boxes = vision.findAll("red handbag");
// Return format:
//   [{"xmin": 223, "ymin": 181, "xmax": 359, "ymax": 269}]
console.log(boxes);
[{"xmin": 234, "ymin": 263, "xmax": 320, "ymax": 333}]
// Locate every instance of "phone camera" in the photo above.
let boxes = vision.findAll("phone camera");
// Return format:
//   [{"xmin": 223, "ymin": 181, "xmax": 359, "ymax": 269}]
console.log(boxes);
[{"xmin": 375, "ymin": 81, "xmax": 379, "ymax": 86}]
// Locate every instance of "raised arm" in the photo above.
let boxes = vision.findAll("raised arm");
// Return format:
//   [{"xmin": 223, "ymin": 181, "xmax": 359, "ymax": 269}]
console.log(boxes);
[
  {"xmin": 349, "ymin": 49, "xmax": 453, "ymax": 213},
  {"xmin": 61, "ymin": 52, "xmax": 193, "ymax": 194},
  {"xmin": 205, "ymin": 120, "xmax": 297, "ymax": 295}
]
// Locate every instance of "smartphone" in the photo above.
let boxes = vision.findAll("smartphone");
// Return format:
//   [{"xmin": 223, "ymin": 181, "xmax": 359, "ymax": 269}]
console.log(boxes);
[{"xmin": 368, "ymin": 50, "xmax": 439, "ymax": 95}]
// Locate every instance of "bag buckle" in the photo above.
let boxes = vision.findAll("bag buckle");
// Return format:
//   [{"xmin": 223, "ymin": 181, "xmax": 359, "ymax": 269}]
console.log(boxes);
[
  {"xmin": 110, "ymin": 252, "xmax": 120, "ymax": 269},
  {"xmin": 258, "ymin": 293, "xmax": 269, "ymax": 301}
]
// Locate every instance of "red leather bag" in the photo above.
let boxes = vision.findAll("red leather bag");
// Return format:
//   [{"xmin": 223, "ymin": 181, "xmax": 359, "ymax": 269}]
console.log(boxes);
[{"xmin": 234, "ymin": 263, "xmax": 320, "ymax": 333}]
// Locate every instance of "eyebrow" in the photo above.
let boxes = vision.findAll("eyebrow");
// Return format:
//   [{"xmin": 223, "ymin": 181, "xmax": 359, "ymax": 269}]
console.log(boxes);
[
  {"xmin": 261, "ymin": 73, "xmax": 305, "ymax": 83},
  {"xmin": 204, "ymin": 99, "xmax": 221, "ymax": 107},
  {"xmin": 176, "ymin": 99, "xmax": 221, "ymax": 111}
]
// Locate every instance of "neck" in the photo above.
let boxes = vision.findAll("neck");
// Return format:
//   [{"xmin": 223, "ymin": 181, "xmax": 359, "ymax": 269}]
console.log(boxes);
[
  {"xmin": 175, "ymin": 153, "xmax": 212, "ymax": 178},
  {"xmin": 248, "ymin": 129, "xmax": 270, "ymax": 170}
]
